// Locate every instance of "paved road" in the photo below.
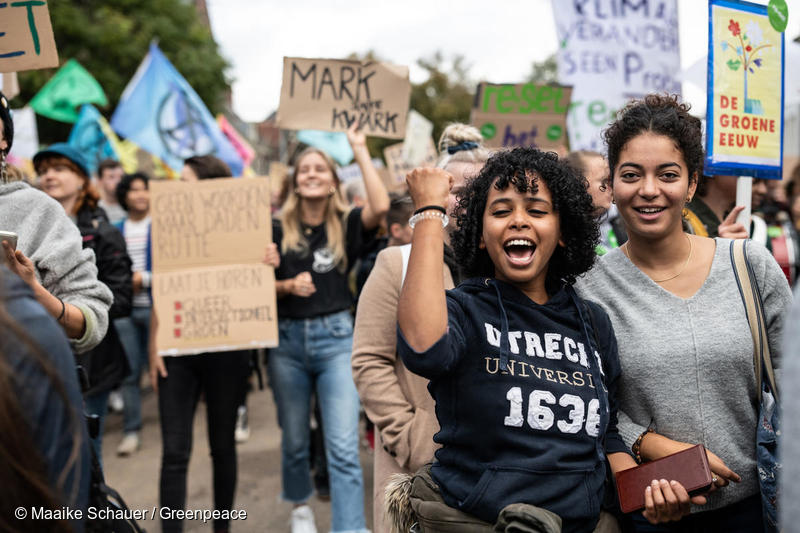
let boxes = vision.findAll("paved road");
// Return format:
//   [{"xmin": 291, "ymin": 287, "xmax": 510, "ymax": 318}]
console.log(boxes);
[{"xmin": 102, "ymin": 383, "xmax": 375, "ymax": 533}]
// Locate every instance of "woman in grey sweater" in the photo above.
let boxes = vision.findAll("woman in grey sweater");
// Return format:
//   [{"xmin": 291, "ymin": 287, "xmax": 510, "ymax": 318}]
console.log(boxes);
[
  {"xmin": 576, "ymin": 94, "xmax": 792, "ymax": 531},
  {"xmin": 0, "ymin": 92, "xmax": 111, "ymax": 353}
]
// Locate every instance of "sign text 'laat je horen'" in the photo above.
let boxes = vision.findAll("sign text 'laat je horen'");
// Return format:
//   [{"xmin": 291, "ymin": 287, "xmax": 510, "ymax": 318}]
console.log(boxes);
[{"xmin": 277, "ymin": 57, "xmax": 411, "ymax": 139}]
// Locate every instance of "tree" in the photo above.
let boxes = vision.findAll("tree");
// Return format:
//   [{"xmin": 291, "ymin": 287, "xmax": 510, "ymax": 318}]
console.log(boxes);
[
  {"xmin": 14, "ymin": 0, "xmax": 230, "ymax": 144},
  {"xmin": 411, "ymin": 52, "xmax": 475, "ymax": 146},
  {"xmin": 526, "ymin": 54, "xmax": 559, "ymax": 84}
]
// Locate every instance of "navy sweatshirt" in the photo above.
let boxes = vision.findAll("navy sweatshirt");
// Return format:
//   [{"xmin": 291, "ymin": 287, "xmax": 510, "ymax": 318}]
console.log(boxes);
[{"xmin": 398, "ymin": 278, "xmax": 628, "ymax": 533}]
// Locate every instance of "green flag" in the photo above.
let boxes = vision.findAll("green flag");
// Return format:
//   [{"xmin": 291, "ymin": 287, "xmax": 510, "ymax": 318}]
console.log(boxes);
[{"xmin": 30, "ymin": 59, "xmax": 108, "ymax": 123}]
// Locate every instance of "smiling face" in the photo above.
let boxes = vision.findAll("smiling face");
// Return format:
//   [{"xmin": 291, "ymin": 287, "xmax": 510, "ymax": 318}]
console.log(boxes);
[
  {"xmin": 612, "ymin": 133, "xmax": 696, "ymax": 242},
  {"xmin": 480, "ymin": 175, "xmax": 561, "ymax": 293},
  {"xmin": 126, "ymin": 178, "xmax": 150, "ymax": 215},
  {"xmin": 39, "ymin": 157, "xmax": 86, "ymax": 206},
  {"xmin": 295, "ymin": 151, "xmax": 337, "ymax": 200}
]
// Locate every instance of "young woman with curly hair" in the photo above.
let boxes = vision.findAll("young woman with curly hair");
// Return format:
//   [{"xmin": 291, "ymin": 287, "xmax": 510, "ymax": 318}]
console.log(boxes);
[
  {"xmin": 351, "ymin": 123, "xmax": 489, "ymax": 533},
  {"xmin": 397, "ymin": 147, "xmax": 639, "ymax": 532},
  {"xmin": 576, "ymin": 94, "xmax": 792, "ymax": 531}
]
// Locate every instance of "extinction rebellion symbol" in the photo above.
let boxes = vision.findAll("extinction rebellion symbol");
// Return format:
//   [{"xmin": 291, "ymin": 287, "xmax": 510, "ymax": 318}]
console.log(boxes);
[{"xmin": 157, "ymin": 87, "xmax": 217, "ymax": 160}]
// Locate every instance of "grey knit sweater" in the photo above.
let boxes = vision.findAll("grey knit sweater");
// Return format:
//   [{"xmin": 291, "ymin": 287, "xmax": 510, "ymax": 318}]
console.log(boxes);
[
  {"xmin": 0, "ymin": 181, "xmax": 112, "ymax": 353},
  {"xmin": 781, "ymin": 284, "xmax": 800, "ymax": 532},
  {"xmin": 575, "ymin": 238, "xmax": 792, "ymax": 512}
]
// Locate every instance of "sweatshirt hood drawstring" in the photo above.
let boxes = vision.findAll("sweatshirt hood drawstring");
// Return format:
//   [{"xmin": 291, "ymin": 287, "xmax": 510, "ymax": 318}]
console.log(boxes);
[{"xmin": 491, "ymin": 279, "xmax": 512, "ymax": 373}]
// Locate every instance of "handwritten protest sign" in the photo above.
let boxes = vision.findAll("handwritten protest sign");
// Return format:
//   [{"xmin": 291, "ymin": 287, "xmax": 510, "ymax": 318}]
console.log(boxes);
[
  {"xmin": 277, "ymin": 57, "xmax": 411, "ymax": 139},
  {"xmin": 552, "ymin": 0, "xmax": 680, "ymax": 151},
  {"xmin": 0, "ymin": 1, "xmax": 58, "ymax": 73},
  {"xmin": 383, "ymin": 140, "xmax": 437, "ymax": 190},
  {"xmin": 706, "ymin": 0, "xmax": 784, "ymax": 179},
  {"xmin": 471, "ymin": 83, "xmax": 572, "ymax": 150},
  {"xmin": 150, "ymin": 178, "xmax": 277, "ymax": 355}
]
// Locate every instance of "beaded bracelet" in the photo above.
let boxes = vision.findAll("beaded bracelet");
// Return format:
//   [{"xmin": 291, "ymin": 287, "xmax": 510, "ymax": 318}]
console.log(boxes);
[
  {"xmin": 408, "ymin": 210, "xmax": 449, "ymax": 229},
  {"xmin": 413, "ymin": 205, "xmax": 446, "ymax": 216},
  {"xmin": 632, "ymin": 427, "xmax": 654, "ymax": 463}
]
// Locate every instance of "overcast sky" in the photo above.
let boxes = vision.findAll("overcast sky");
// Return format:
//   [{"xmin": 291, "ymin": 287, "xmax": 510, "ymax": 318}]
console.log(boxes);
[{"xmin": 206, "ymin": 0, "xmax": 799, "ymax": 123}]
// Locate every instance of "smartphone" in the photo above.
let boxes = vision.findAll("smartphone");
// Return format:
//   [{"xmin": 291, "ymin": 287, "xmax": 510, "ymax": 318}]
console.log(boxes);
[{"xmin": 0, "ymin": 230, "xmax": 18, "ymax": 250}]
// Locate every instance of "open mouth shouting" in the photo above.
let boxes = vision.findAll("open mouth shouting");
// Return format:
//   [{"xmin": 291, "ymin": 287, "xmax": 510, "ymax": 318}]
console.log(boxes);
[{"xmin": 504, "ymin": 238, "xmax": 536, "ymax": 267}]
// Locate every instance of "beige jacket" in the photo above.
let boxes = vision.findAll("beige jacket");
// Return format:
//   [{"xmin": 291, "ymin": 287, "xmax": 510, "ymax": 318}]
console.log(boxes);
[{"xmin": 352, "ymin": 245, "xmax": 454, "ymax": 533}]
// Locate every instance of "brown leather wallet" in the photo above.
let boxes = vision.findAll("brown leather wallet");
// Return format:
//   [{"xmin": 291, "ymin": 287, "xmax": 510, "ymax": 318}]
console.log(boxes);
[{"xmin": 615, "ymin": 444, "xmax": 713, "ymax": 514}]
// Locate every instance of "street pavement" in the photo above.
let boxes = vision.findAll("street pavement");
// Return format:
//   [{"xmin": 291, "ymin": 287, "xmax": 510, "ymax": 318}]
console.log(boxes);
[{"xmin": 102, "ymin": 383, "xmax": 375, "ymax": 532}]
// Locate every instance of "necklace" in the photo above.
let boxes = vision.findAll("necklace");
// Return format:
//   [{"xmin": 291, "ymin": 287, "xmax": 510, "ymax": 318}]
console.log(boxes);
[{"xmin": 623, "ymin": 234, "xmax": 693, "ymax": 283}]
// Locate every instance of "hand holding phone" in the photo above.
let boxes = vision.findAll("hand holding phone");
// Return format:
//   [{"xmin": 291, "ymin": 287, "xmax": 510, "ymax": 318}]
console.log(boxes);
[{"xmin": 0, "ymin": 230, "xmax": 18, "ymax": 251}]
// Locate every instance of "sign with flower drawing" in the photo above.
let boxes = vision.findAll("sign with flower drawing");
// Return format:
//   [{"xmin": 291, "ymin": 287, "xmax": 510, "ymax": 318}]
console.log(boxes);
[{"xmin": 706, "ymin": 0, "xmax": 784, "ymax": 179}]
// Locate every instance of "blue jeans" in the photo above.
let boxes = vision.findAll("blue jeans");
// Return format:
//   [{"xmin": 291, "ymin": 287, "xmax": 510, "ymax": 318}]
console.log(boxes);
[
  {"xmin": 115, "ymin": 306, "xmax": 151, "ymax": 434},
  {"xmin": 268, "ymin": 310, "xmax": 368, "ymax": 533}
]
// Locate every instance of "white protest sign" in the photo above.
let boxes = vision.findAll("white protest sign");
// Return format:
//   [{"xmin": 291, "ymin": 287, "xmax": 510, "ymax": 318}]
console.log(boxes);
[
  {"xmin": 402, "ymin": 110, "xmax": 434, "ymax": 166},
  {"xmin": 10, "ymin": 106, "xmax": 38, "ymax": 160},
  {"xmin": 336, "ymin": 158, "xmax": 385, "ymax": 184},
  {"xmin": 552, "ymin": 0, "xmax": 681, "ymax": 151}
]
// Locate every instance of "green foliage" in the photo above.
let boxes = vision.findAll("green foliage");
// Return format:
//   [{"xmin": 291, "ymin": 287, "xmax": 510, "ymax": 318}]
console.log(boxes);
[
  {"xmin": 411, "ymin": 52, "xmax": 474, "ymax": 147},
  {"xmin": 14, "ymin": 0, "xmax": 230, "ymax": 144},
  {"xmin": 526, "ymin": 54, "xmax": 558, "ymax": 84}
]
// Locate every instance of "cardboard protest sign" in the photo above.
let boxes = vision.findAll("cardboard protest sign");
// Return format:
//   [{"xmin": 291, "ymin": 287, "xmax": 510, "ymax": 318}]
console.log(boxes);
[
  {"xmin": 277, "ymin": 57, "xmax": 411, "ymax": 139},
  {"xmin": 552, "ymin": 0, "xmax": 681, "ymax": 151},
  {"xmin": 0, "ymin": 1, "xmax": 58, "ymax": 73},
  {"xmin": 383, "ymin": 140, "xmax": 437, "ymax": 190},
  {"xmin": 150, "ymin": 178, "xmax": 277, "ymax": 355},
  {"xmin": 0, "ymin": 72, "xmax": 19, "ymax": 98},
  {"xmin": 471, "ymin": 83, "xmax": 571, "ymax": 150},
  {"xmin": 705, "ymin": 0, "xmax": 784, "ymax": 179}
]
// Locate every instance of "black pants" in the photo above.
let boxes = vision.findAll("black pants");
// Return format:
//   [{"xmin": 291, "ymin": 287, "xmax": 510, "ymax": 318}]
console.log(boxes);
[{"xmin": 158, "ymin": 351, "xmax": 250, "ymax": 533}]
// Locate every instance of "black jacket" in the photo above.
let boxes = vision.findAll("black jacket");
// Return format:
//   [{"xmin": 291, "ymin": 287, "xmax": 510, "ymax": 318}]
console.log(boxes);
[{"xmin": 75, "ymin": 206, "xmax": 132, "ymax": 395}]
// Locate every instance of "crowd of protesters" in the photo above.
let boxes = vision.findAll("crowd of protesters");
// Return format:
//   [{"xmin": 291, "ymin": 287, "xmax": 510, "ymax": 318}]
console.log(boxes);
[{"xmin": 2, "ymin": 86, "xmax": 800, "ymax": 533}]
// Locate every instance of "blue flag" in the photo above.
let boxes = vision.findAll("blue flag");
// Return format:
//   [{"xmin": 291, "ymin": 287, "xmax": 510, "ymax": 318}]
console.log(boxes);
[
  {"xmin": 296, "ymin": 130, "xmax": 353, "ymax": 166},
  {"xmin": 111, "ymin": 43, "xmax": 243, "ymax": 175},
  {"xmin": 68, "ymin": 105, "xmax": 117, "ymax": 175}
]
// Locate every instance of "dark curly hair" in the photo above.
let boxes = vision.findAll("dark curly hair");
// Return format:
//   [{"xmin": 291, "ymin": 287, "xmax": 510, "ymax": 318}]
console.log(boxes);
[
  {"xmin": 451, "ymin": 147, "xmax": 598, "ymax": 291},
  {"xmin": 116, "ymin": 172, "xmax": 150, "ymax": 211},
  {"xmin": 604, "ymin": 94, "xmax": 703, "ymax": 186}
]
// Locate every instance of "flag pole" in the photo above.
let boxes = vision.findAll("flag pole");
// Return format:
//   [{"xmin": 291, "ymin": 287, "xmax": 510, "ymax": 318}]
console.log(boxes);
[{"xmin": 736, "ymin": 176, "xmax": 753, "ymax": 237}]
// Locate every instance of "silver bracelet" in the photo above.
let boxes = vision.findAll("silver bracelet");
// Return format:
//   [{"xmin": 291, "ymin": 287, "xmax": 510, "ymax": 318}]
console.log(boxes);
[{"xmin": 408, "ymin": 210, "xmax": 449, "ymax": 229}]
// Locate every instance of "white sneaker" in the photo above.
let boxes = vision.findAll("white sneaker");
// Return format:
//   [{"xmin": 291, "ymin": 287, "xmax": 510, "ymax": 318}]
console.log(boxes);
[
  {"xmin": 108, "ymin": 390, "xmax": 124, "ymax": 413},
  {"xmin": 116, "ymin": 432, "xmax": 140, "ymax": 456},
  {"xmin": 235, "ymin": 405, "xmax": 250, "ymax": 443},
  {"xmin": 290, "ymin": 504, "xmax": 317, "ymax": 533}
]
